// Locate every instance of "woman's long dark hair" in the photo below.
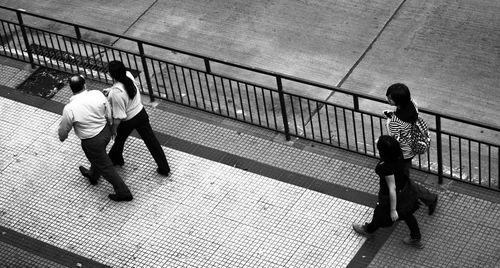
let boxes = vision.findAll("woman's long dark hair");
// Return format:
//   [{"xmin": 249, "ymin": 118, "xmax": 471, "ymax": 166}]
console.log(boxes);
[
  {"xmin": 377, "ymin": 135, "xmax": 403, "ymax": 163},
  {"xmin": 386, "ymin": 83, "xmax": 417, "ymax": 123},
  {"xmin": 108, "ymin": 60, "xmax": 136, "ymax": 99}
]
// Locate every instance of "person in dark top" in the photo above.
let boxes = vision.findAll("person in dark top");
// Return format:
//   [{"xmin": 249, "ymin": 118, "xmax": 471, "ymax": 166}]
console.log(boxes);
[
  {"xmin": 353, "ymin": 135, "xmax": 424, "ymax": 249},
  {"xmin": 384, "ymin": 83, "xmax": 438, "ymax": 215}
]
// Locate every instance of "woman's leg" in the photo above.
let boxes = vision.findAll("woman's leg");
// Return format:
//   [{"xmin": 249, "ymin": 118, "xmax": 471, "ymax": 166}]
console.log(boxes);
[
  {"xmin": 401, "ymin": 214, "xmax": 424, "ymax": 248},
  {"xmin": 402, "ymin": 158, "xmax": 412, "ymax": 177},
  {"xmin": 412, "ymin": 181, "xmax": 438, "ymax": 207},
  {"xmin": 108, "ymin": 119, "xmax": 135, "ymax": 166},
  {"xmin": 402, "ymin": 214, "xmax": 421, "ymax": 240},
  {"xmin": 135, "ymin": 109, "xmax": 170, "ymax": 173},
  {"xmin": 354, "ymin": 205, "xmax": 391, "ymax": 236},
  {"xmin": 366, "ymin": 205, "xmax": 392, "ymax": 233},
  {"xmin": 404, "ymin": 157, "xmax": 438, "ymax": 214}
]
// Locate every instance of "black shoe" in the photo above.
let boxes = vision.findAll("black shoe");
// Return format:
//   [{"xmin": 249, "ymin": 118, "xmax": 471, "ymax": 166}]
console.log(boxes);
[
  {"xmin": 352, "ymin": 223, "xmax": 372, "ymax": 237},
  {"xmin": 428, "ymin": 196, "xmax": 438, "ymax": 215},
  {"xmin": 79, "ymin": 166, "xmax": 98, "ymax": 185},
  {"xmin": 112, "ymin": 161, "xmax": 124, "ymax": 167},
  {"xmin": 403, "ymin": 237, "xmax": 424, "ymax": 249},
  {"xmin": 108, "ymin": 194, "xmax": 133, "ymax": 202},
  {"xmin": 109, "ymin": 156, "xmax": 124, "ymax": 167},
  {"xmin": 157, "ymin": 168, "xmax": 171, "ymax": 176}
]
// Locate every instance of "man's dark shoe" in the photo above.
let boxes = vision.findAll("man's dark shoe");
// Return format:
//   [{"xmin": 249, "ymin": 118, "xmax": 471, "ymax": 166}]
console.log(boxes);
[
  {"xmin": 108, "ymin": 194, "xmax": 133, "ymax": 202},
  {"xmin": 352, "ymin": 223, "xmax": 372, "ymax": 237},
  {"xmin": 79, "ymin": 166, "xmax": 97, "ymax": 185},
  {"xmin": 157, "ymin": 168, "xmax": 171, "ymax": 176},
  {"xmin": 428, "ymin": 195, "xmax": 438, "ymax": 215}
]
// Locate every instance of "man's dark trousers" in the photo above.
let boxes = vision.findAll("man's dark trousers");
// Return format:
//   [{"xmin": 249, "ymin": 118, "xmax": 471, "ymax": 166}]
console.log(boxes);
[{"xmin": 81, "ymin": 124, "xmax": 131, "ymax": 196}]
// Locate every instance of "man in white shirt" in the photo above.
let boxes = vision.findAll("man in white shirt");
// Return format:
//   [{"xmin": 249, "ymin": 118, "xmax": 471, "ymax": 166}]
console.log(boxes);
[{"xmin": 58, "ymin": 75, "xmax": 133, "ymax": 202}]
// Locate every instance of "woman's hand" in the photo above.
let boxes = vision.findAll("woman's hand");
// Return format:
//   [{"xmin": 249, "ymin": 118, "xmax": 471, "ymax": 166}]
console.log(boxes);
[
  {"xmin": 111, "ymin": 126, "xmax": 117, "ymax": 139},
  {"xmin": 390, "ymin": 209, "xmax": 399, "ymax": 221}
]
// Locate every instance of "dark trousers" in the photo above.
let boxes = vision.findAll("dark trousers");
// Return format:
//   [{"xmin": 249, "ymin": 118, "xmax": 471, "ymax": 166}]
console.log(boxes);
[
  {"xmin": 366, "ymin": 205, "xmax": 421, "ymax": 240},
  {"xmin": 108, "ymin": 108, "xmax": 170, "ymax": 171},
  {"xmin": 403, "ymin": 158, "xmax": 438, "ymax": 207},
  {"xmin": 81, "ymin": 125, "xmax": 131, "ymax": 195}
]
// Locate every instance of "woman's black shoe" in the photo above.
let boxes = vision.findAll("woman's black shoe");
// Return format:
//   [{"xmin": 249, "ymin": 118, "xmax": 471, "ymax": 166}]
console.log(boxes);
[
  {"xmin": 428, "ymin": 196, "xmax": 438, "ymax": 215},
  {"xmin": 157, "ymin": 168, "xmax": 171, "ymax": 176},
  {"xmin": 112, "ymin": 161, "xmax": 124, "ymax": 167},
  {"xmin": 108, "ymin": 194, "xmax": 133, "ymax": 202}
]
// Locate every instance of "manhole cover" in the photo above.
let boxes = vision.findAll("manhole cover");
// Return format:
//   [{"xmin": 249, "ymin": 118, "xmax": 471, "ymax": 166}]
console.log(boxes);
[{"xmin": 16, "ymin": 67, "xmax": 71, "ymax": 99}]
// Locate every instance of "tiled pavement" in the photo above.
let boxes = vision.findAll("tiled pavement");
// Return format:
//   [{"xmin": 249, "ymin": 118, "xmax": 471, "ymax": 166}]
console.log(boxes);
[{"xmin": 0, "ymin": 58, "xmax": 500, "ymax": 267}]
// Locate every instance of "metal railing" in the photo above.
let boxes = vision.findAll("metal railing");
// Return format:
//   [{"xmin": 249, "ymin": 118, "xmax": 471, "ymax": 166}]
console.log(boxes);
[{"xmin": 1, "ymin": 6, "xmax": 499, "ymax": 191}]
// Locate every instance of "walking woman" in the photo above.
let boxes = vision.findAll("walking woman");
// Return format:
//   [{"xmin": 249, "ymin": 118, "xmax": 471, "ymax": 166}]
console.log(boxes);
[
  {"xmin": 105, "ymin": 60, "xmax": 171, "ymax": 176},
  {"xmin": 384, "ymin": 83, "xmax": 438, "ymax": 215},
  {"xmin": 353, "ymin": 135, "xmax": 424, "ymax": 249}
]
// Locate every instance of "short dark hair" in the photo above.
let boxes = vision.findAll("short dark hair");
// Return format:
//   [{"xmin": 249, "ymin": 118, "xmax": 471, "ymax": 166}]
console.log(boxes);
[
  {"xmin": 377, "ymin": 135, "xmax": 403, "ymax": 162},
  {"xmin": 386, "ymin": 83, "xmax": 411, "ymax": 106},
  {"xmin": 69, "ymin": 75, "xmax": 85, "ymax": 93}
]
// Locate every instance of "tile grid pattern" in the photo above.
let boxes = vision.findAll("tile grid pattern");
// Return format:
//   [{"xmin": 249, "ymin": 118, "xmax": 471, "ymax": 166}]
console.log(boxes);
[
  {"xmin": 1, "ymin": 63, "xmax": 500, "ymax": 267},
  {"xmin": 0, "ymin": 96, "xmax": 373, "ymax": 267},
  {"xmin": 0, "ymin": 240, "xmax": 67, "ymax": 268},
  {"xmin": 51, "ymin": 74, "xmax": 500, "ymax": 268},
  {"xmin": 0, "ymin": 65, "xmax": 32, "ymax": 88}
]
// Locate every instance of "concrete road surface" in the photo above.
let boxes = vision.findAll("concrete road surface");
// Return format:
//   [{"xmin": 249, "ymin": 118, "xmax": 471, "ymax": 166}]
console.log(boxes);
[{"xmin": 0, "ymin": 0, "xmax": 498, "ymax": 129}]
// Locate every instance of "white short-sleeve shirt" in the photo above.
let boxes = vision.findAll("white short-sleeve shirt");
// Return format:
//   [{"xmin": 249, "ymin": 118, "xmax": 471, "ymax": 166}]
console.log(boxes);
[
  {"xmin": 106, "ymin": 71, "xmax": 143, "ymax": 121},
  {"xmin": 58, "ymin": 90, "xmax": 110, "ymax": 140}
]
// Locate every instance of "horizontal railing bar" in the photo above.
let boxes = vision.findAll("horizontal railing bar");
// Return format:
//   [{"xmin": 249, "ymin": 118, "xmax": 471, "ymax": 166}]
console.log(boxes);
[
  {"xmin": 442, "ymin": 131, "xmax": 500, "ymax": 148},
  {"xmin": 144, "ymin": 57, "xmax": 281, "ymax": 94},
  {"xmin": 1, "ymin": 10, "xmax": 498, "ymax": 133},
  {"xmin": 1, "ymin": 6, "xmax": 498, "ymax": 192},
  {"xmin": 162, "ymin": 98, "xmax": 283, "ymax": 132}
]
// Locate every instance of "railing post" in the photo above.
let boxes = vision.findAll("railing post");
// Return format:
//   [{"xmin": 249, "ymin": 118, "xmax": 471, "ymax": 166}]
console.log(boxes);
[
  {"xmin": 436, "ymin": 116, "xmax": 443, "ymax": 184},
  {"xmin": 276, "ymin": 76, "xmax": 290, "ymax": 140},
  {"xmin": 204, "ymin": 58, "xmax": 211, "ymax": 73},
  {"xmin": 16, "ymin": 9, "xmax": 35, "ymax": 69},
  {"xmin": 353, "ymin": 95, "xmax": 359, "ymax": 111},
  {"xmin": 137, "ymin": 41, "xmax": 155, "ymax": 102},
  {"xmin": 74, "ymin": 25, "xmax": 81, "ymax": 40}
]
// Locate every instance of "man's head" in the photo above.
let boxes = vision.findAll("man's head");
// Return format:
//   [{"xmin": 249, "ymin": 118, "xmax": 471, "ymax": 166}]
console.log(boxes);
[{"xmin": 69, "ymin": 75, "xmax": 86, "ymax": 93}]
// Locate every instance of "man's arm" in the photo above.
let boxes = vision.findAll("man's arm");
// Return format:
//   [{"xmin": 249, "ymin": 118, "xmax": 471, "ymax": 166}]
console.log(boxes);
[{"xmin": 58, "ymin": 108, "xmax": 73, "ymax": 142}]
